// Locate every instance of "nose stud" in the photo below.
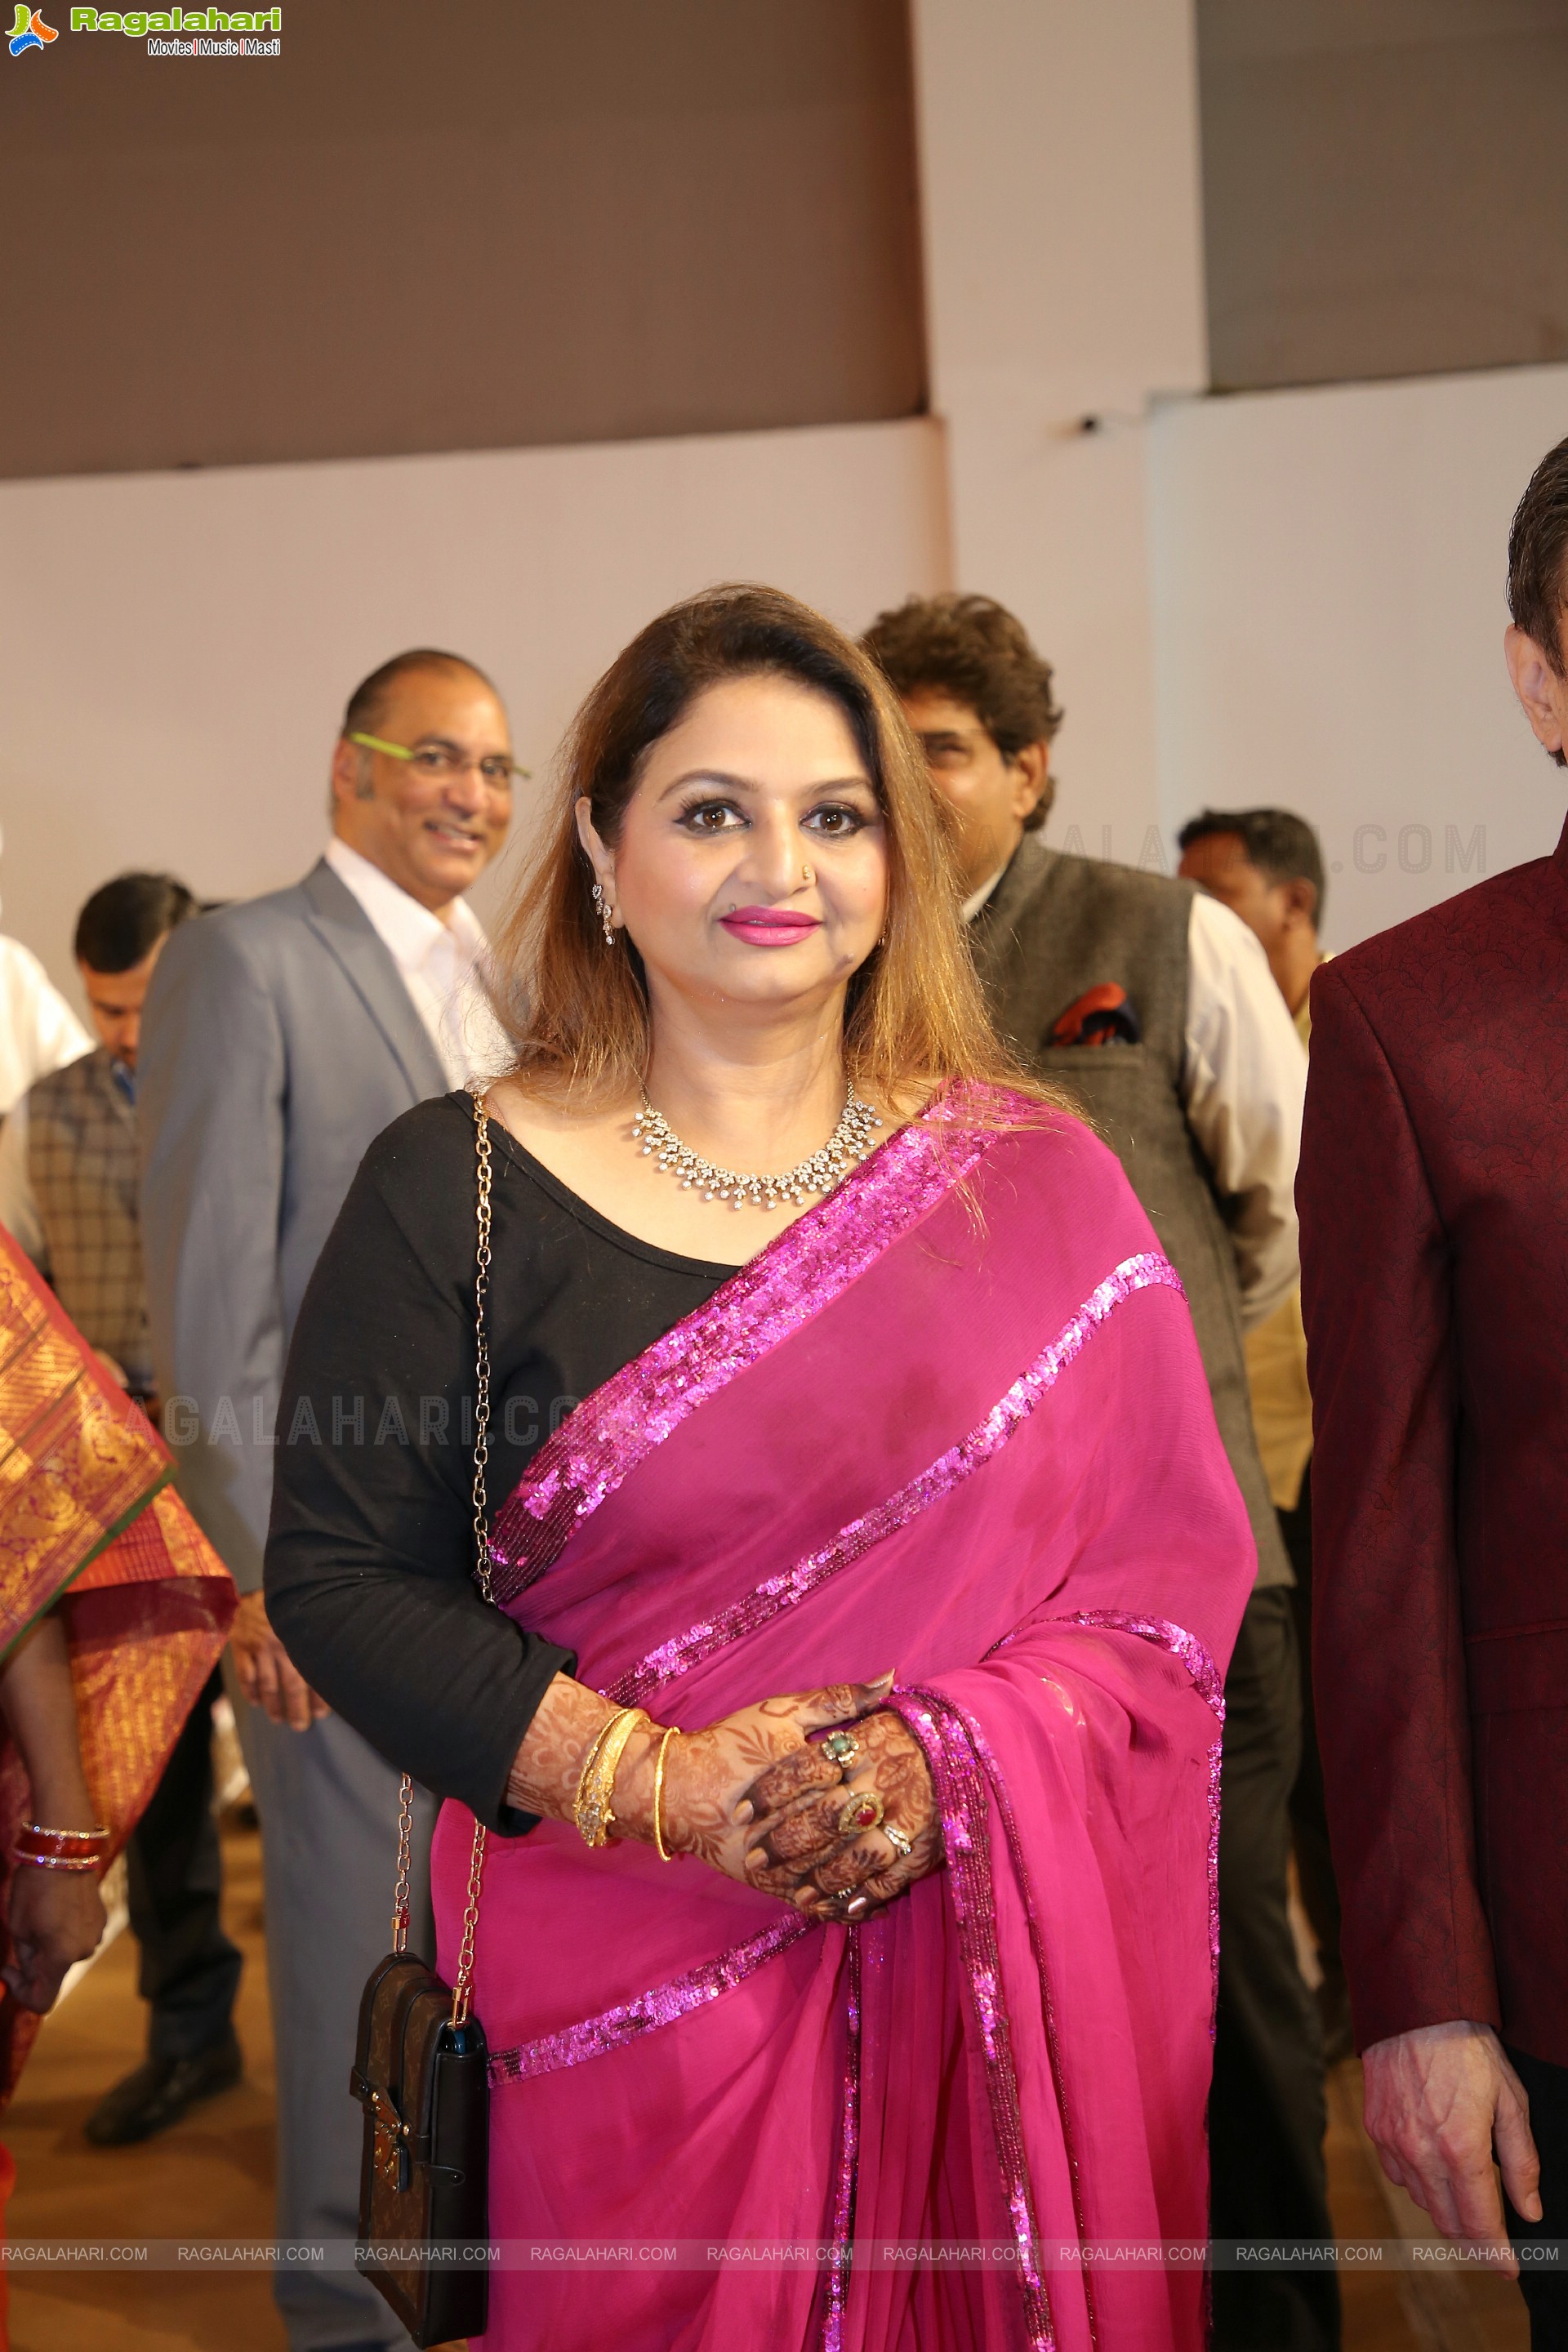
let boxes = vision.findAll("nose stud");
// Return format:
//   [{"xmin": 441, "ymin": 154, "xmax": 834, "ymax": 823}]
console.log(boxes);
[{"xmin": 802, "ymin": 862, "xmax": 814, "ymax": 884}]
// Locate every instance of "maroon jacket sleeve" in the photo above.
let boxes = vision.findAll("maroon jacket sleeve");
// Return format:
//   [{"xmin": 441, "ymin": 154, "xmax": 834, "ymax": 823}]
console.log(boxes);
[{"xmin": 1298, "ymin": 960, "xmax": 1500, "ymax": 2050}]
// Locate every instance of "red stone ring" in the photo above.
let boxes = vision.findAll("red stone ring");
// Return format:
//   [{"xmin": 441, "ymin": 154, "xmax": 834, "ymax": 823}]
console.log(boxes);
[{"xmin": 836, "ymin": 1791, "xmax": 884, "ymax": 1838}]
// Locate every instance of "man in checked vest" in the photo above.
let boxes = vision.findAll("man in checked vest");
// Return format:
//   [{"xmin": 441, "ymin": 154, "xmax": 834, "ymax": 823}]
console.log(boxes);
[
  {"xmin": 865, "ymin": 596, "xmax": 1334, "ymax": 2352},
  {"xmin": 0, "ymin": 871, "xmax": 247, "ymax": 2145}
]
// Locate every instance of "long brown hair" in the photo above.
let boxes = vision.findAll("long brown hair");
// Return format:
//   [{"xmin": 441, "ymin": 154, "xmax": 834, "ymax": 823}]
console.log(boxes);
[{"xmin": 490, "ymin": 584, "xmax": 1062, "ymax": 1117}]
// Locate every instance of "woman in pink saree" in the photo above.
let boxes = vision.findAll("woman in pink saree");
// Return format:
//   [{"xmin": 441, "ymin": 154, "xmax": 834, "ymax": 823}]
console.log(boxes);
[{"xmin": 268, "ymin": 586, "xmax": 1254, "ymax": 2350}]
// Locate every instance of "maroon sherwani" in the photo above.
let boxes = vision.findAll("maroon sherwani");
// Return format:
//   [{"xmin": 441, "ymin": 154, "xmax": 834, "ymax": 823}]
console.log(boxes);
[{"xmin": 1298, "ymin": 814, "xmax": 1568, "ymax": 2065}]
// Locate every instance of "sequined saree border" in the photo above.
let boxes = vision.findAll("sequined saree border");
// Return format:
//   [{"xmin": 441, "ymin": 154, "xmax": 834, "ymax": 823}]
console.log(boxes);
[
  {"xmin": 488, "ymin": 1102, "xmax": 998, "ymax": 1601},
  {"xmin": 488, "ymin": 1913, "xmax": 809, "ymax": 2085},
  {"xmin": 886, "ymin": 1619, "xmax": 1227, "ymax": 2350},
  {"xmin": 608, "ymin": 1252, "xmax": 1184, "ymax": 1709},
  {"xmin": 890, "ymin": 1686, "xmax": 1056, "ymax": 2352}
]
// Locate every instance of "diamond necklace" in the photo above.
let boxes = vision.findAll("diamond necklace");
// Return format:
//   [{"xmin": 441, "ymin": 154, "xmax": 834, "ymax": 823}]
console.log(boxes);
[{"xmin": 630, "ymin": 1081, "xmax": 883, "ymax": 1210}]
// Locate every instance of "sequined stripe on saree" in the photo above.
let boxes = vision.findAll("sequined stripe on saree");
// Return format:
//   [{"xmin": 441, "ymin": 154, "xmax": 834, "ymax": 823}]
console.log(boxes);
[
  {"xmin": 820, "ymin": 1931, "xmax": 862, "ymax": 2352},
  {"xmin": 933, "ymin": 1688, "xmax": 1098, "ymax": 2352},
  {"xmin": 889, "ymin": 1688, "xmax": 1056, "ymax": 2352},
  {"xmin": 935, "ymin": 1618, "xmax": 1225, "ymax": 2352},
  {"xmin": 607, "ymin": 1254, "xmax": 1184, "ymax": 1711},
  {"xmin": 986, "ymin": 1610, "xmax": 1227, "ymax": 2017},
  {"xmin": 1055, "ymin": 1611, "xmax": 1225, "ymax": 2022},
  {"xmin": 488, "ymin": 1913, "xmax": 810, "ymax": 2085},
  {"xmin": 490, "ymin": 1911, "xmax": 866, "ymax": 2352},
  {"xmin": 488, "ymin": 1104, "xmax": 997, "ymax": 1601}
]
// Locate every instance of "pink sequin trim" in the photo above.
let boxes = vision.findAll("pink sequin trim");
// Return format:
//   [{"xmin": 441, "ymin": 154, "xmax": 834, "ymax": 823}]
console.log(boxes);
[
  {"xmin": 820, "ymin": 1930, "xmax": 862, "ymax": 2352},
  {"xmin": 488, "ymin": 1106, "xmax": 995, "ymax": 1601},
  {"xmin": 488, "ymin": 1913, "xmax": 808, "ymax": 2087},
  {"xmin": 942, "ymin": 1695, "xmax": 1098, "ymax": 2352},
  {"xmin": 609, "ymin": 1252, "xmax": 1183, "ymax": 1709},
  {"xmin": 889, "ymin": 1688, "xmax": 1056, "ymax": 2352},
  {"xmin": 1056, "ymin": 1610, "xmax": 1226, "ymax": 2025}
]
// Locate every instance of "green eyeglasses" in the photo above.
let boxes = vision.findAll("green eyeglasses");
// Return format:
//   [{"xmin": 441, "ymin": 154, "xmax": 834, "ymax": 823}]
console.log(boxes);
[{"xmin": 347, "ymin": 731, "xmax": 529, "ymax": 788}]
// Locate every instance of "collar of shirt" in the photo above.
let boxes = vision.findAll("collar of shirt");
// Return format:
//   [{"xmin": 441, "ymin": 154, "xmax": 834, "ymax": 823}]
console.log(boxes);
[
  {"xmin": 323, "ymin": 837, "xmax": 486, "ymax": 978},
  {"xmin": 960, "ymin": 864, "xmax": 1009, "ymax": 924}
]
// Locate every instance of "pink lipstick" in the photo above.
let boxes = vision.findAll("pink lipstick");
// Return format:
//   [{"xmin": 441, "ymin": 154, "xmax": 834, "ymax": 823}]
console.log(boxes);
[{"xmin": 719, "ymin": 906, "xmax": 823, "ymax": 947}]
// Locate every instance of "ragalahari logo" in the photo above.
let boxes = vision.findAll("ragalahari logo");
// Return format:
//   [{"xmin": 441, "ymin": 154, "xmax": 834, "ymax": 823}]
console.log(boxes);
[{"xmin": 7, "ymin": 5, "xmax": 57, "ymax": 51}]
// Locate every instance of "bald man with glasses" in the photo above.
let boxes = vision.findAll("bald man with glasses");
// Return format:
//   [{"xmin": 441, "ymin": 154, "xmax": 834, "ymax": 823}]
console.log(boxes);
[{"xmin": 139, "ymin": 648, "xmax": 519, "ymax": 2352}]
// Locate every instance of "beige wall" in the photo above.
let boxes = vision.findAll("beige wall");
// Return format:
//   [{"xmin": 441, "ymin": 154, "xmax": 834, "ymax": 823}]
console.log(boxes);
[
  {"xmin": 3, "ymin": 0, "xmax": 924, "ymax": 478},
  {"xmin": 1200, "ymin": 0, "xmax": 1568, "ymax": 390},
  {"xmin": 911, "ymin": 0, "xmax": 1209, "ymax": 861},
  {"xmin": 1150, "ymin": 363, "xmax": 1568, "ymax": 947},
  {"xmin": 0, "ymin": 418, "xmax": 950, "ymax": 1005}
]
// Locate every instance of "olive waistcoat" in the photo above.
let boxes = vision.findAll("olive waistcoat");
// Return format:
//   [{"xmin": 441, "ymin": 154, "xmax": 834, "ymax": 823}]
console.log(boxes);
[{"xmin": 971, "ymin": 835, "xmax": 1289, "ymax": 1589}]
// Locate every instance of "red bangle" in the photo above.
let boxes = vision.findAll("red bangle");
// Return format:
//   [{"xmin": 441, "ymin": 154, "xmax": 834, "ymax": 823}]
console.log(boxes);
[{"xmin": 13, "ymin": 1824, "xmax": 110, "ymax": 1873}]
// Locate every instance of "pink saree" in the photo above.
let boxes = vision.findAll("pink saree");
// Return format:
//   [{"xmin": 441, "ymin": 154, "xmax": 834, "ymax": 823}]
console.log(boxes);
[{"xmin": 430, "ymin": 1093, "xmax": 1255, "ymax": 2351}]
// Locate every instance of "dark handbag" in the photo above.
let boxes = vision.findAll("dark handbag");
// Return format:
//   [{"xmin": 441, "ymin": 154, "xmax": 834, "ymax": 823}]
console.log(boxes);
[{"xmin": 351, "ymin": 1093, "xmax": 499, "ymax": 2347}]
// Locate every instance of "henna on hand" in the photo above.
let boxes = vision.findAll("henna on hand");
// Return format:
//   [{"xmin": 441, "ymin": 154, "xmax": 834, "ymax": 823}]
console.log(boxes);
[
  {"xmin": 745, "ymin": 1745, "xmax": 843, "ymax": 1817},
  {"xmin": 502, "ymin": 1674, "xmax": 921, "ymax": 1920},
  {"xmin": 505, "ymin": 1674, "xmax": 618, "ymax": 1822},
  {"xmin": 621, "ymin": 1677, "xmax": 896, "ymax": 1886},
  {"xmin": 745, "ymin": 1710, "xmax": 943, "ymax": 1920}
]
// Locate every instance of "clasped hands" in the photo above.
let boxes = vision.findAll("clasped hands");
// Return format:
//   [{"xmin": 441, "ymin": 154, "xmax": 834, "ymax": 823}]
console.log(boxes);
[{"xmin": 512, "ymin": 1673, "xmax": 943, "ymax": 1925}]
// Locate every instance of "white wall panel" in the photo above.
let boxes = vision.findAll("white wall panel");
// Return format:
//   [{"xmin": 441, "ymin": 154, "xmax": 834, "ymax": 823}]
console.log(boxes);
[
  {"xmin": 1150, "ymin": 364, "xmax": 1568, "ymax": 949},
  {"xmin": 911, "ymin": 0, "xmax": 1209, "ymax": 857},
  {"xmin": 0, "ymin": 416, "xmax": 949, "ymax": 1004}
]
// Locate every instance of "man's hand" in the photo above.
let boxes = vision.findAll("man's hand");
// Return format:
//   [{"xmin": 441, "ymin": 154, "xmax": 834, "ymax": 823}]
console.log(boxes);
[
  {"xmin": 1362, "ymin": 2020, "xmax": 1543, "ymax": 2271},
  {"xmin": 230, "ymin": 1591, "xmax": 329, "ymax": 1731}
]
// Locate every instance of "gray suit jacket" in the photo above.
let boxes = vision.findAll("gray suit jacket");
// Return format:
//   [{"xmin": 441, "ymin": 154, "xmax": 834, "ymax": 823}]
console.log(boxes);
[{"xmin": 138, "ymin": 859, "xmax": 448, "ymax": 1591}]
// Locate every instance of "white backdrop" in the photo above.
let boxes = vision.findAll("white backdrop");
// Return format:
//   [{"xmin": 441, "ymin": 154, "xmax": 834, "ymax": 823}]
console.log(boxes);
[
  {"xmin": 9, "ymin": 364, "xmax": 1568, "ymax": 999},
  {"xmin": 0, "ymin": 416, "xmax": 949, "ymax": 1006},
  {"xmin": 1149, "ymin": 362, "xmax": 1568, "ymax": 950}
]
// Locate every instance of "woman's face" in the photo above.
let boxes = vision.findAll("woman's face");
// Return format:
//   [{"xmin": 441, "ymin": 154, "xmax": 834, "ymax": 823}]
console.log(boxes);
[{"xmin": 580, "ymin": 674, "xmax": 889, "ymax": 1027}]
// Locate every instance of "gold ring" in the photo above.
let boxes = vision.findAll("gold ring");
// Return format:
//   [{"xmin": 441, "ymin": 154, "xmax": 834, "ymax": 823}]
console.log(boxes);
[
  {"xmin": 836, "ymin": 1792, "xmax": 884, "ymax": 1838},
  {"xmin": 884, "ymin": 1822, "xmax": 912, "ymax": 1860},
  {"xmin": 821, "ymin": 1729, "xmax": 859, "ymax": 1766}
]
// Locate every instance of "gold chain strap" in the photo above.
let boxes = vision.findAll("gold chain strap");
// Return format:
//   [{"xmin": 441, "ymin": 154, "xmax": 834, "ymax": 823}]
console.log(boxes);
[
  {"xmin": 392, "ymin": 1088, "xmax": 495, "ymax": 2024},
  {"xmin": 449, "ymin": 1086, "xmax": 496, "ymax": 2026},
  {"xmin": 390, "ymin": 1769, "xmax": 414, "ymax": 1952}
]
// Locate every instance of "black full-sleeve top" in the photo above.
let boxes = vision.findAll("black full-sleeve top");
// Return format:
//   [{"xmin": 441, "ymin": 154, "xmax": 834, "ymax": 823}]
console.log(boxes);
[{"xmin": 264, "ymin": 1093, "xmax": 735, "ymax": 1833}]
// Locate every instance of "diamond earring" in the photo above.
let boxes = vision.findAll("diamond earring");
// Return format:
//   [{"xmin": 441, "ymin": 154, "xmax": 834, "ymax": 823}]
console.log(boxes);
[{"xmin": 591, "ymin": 881, "xmax": 616, "ymax": 947}]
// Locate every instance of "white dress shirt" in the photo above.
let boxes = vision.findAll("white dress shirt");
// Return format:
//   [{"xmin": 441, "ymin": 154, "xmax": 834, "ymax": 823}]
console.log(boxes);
[
  {"xmin": 0, "ymin": 935, "xmax": 90, "ymax": 1120},
  {"xmin": 323, "ymin": 839, "xmax": 510, "ymax": 1089},
  {"xmin": 1182, "ymin": 891, "xmax": 1305, "ymax": 1330},
  {"xmin": 967, "ymin": 868, "xmax": 1306, "ymax": 1330}
]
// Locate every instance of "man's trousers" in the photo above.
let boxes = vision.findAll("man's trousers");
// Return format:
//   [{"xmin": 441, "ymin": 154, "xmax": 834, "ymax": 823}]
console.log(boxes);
[
  {"xmin": 126, "ymin": 1668, "xmax": 243, "ymax": 2062},
  {"xmin": 1209, "ymin": 1586, "xmax": 1340, "ymax": 2350},
  {"xmin": 1506, "ymin": 2044, "xmax": 1568, "ymax": 2350},
  {"xmin": 227, "ymin": 1665, "xmax": 436, "ymax": 2352}
]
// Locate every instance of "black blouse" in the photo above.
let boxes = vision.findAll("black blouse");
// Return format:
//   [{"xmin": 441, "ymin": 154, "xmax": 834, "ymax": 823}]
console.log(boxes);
[{"xmin": 264, "ymin": 1093, "xmax": 736, "ymax": 1833}]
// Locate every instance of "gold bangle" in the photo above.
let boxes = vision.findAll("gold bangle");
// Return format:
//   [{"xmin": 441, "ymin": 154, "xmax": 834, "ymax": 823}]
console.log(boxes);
[
  {"xmin": 651, "ymin": 1725, "xmax": 679, "ymax": 1861},
  {"xmin": 572, "ymin": 1709, "xmax": 619, "ymax": 1837},
  {"xmin": 575, "ymin": 1706, "xmax": 650, "ymax": 1848}
]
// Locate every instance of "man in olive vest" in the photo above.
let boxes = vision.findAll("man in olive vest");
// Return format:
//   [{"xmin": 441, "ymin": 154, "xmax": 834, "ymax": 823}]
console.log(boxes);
[
  {"xmin": 866, "ymin": 596, "xmax": 1334, "ymax": 2350},
  {"xmin": 0, "ymin": 871, "xmax": 246, "ymax": 2146}
]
